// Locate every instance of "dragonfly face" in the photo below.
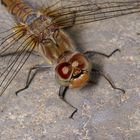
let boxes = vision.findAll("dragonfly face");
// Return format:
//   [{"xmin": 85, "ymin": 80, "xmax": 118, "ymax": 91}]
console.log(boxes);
[{"xmin": 55, "ymin": 52, "xmax": 91, "ymax": 88}]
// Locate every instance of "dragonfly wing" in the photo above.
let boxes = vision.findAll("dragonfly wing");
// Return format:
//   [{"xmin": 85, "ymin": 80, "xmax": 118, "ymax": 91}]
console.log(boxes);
[
  {"xmin": 44, "ymin": 0, "xmax": 140, "ymax": 28},
  {"xmin": 0, "ymin": 34, "xmax": 37, "ymax": 96}
]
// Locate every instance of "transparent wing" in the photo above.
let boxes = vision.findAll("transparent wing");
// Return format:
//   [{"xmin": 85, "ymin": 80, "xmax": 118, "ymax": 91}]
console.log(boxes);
[
  {"xmin": 43, "ymin": 0, "xmax": 140, "ymax": 28},
  {"xmin": 0, "ymin": 33, "xmax": 37, "ymax": 96},
  {"xmin": 0, "ymin": 4, "xmax": 38, "ymax": 95}
]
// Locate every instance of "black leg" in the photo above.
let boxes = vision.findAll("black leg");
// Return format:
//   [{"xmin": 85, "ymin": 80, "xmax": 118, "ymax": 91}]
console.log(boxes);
[
  {"xmin": 91, "ymin": 68, "xmax": 125, "ymax": 94},
  {"xmin": 15, "ymin": 64, "xmax": 51, "ymax": 95},
  {"xmin": 59, "ymin": 86, "xmax": 78, "ymax": 119},
  {"xmin": 84, "ymin": 49, "xmax": 120, "ymax": 58}
]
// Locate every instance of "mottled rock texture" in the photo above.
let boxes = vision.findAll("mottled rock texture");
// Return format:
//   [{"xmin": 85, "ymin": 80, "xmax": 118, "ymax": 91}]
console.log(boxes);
[{"xmin": 0, "ymin": 0, "xmax": 140, "ymax": 140}]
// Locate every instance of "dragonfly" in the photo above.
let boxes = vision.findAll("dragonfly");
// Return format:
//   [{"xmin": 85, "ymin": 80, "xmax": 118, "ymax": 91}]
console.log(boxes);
[{"xmin": 0, "ymin": 0, "xmax": 140, "ymax": 118}]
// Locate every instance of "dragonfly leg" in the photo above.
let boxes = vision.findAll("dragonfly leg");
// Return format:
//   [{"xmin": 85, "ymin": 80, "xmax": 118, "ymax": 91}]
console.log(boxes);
[
  {"xmin": 15, "ymin": 64, "xmax": 51, "ymax": 95},
  {"xmin": 91, "ymin": 68, "xmax": 125, "ymax": 94},
  {"xmin": 59, "ymin": 86, "xmax": 78, "ymax": 119},
  {"xmin": 84, "ymin": 49, "xmax": 120, "ymax": 58}
]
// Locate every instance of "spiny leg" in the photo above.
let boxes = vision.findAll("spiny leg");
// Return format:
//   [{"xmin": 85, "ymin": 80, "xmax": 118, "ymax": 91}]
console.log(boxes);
[
  {"xmin": 91, "ymin": 68, "xmax": 125, "ymax": 94},
  {"xmin": 84, "ymin": 49, "xmax": 120, "ymax": 58},
  {"xmin": 15, "ymin": 64, "xmax": 51, "ymax": 95},
  {"xmin": 86, "ymin": 48, "xmax": 125, "ymax": 93},
  {"xmin": 59, "ymin": 86, "xmax": 77, "ymax": 119}
]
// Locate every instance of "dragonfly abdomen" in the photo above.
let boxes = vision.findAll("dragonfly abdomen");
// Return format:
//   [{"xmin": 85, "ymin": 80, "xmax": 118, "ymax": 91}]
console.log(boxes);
[{"xmin": 1, "ymin": 0, "xmax": 35, "ymax": 23}]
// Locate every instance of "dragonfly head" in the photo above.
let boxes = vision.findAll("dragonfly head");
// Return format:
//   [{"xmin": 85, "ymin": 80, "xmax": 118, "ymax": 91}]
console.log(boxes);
[{"xmin": 55, "ymin": 52, "xmax": 91, "ymax": 88}]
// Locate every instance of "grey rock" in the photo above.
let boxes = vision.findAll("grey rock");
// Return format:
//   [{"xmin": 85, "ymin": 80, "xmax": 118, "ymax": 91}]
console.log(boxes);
[{"xmin": 0, "ymin": 0, "xmax": 139, "ymax": 140}]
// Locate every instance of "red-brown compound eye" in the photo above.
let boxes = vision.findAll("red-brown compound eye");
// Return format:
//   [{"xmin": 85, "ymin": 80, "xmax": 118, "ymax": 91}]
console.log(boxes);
[
  {"xmin": 70, "ymin": 53, "xmax": 89, "ymax": 69},
  {"xmin": 55, "ymin": 62, "xmax": 72, "ymax": 79}
]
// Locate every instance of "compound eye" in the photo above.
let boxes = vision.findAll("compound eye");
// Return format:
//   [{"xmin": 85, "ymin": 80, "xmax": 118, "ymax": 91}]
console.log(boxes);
[
  {"xmin": 70, "ymin": 53, "xmax": 89, "ymax": 69},
  {"xmin": 55, "ymin": 62, "xmax": 72, "ymax": 79}
]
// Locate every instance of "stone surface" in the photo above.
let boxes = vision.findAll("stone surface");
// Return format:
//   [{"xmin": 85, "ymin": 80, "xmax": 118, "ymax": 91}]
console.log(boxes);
[{"xmin": 0, "ymin": 0, "xmax": 140, "ymax": 140}]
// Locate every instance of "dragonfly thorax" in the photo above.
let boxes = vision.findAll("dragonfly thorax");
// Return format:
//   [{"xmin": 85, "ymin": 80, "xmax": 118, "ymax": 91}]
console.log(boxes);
[
  {"xmin": 28, "ymin": 14, "xmax": 57, "ymax": 42},
  {"xmin": 38, "ymin": 29, "xmax": 75, "ymax": 64}
]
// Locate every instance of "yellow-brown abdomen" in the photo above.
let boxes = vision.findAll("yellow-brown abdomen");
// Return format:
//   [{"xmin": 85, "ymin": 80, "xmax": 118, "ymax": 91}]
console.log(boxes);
[{"xmin": 1, "ymin": 0, "xmax": 34, "ymax": 23}]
